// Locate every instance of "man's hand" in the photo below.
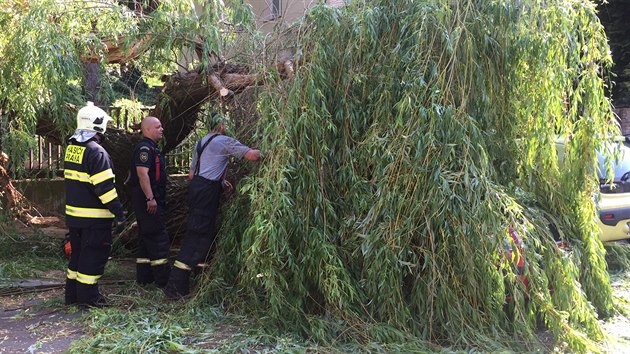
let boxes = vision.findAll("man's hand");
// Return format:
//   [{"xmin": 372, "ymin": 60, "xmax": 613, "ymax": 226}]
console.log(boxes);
[
  {"xmin": 244, "ymin": 149, "xmax": 261, "ymax": 161},
  {"xmin": 113, "ymin": 215, "xmax": 126, "ymax": 234},
  {"xmin": 222, "ymin": 180, "xmax": 233, "ymax": 193},
  {"xmin": 147, "ymin": 198, "xmax": 158, "ymax": 214}
]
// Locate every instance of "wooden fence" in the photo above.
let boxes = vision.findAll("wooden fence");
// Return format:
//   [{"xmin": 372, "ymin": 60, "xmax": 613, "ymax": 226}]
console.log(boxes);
[
  {"xmin": 25, "ymin": 137, "xmax": 65, "ymax": 177},
  {"xmin": 21, "ymin": 106, "xmax": 195, "ymax": 178}
]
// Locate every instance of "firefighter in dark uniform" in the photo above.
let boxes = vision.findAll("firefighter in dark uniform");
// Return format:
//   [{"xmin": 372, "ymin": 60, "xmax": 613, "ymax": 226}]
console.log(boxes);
[
  {"xmin": 128, "ymin": 116, "xmax": 170, "ymax": 287},
  {"xmin": 64, "ymin": 102, "xmax": 125, "ymax": 307},
  {"xmin": 164, "ymin": 113, "xmax": 260, "ymax": 299}
]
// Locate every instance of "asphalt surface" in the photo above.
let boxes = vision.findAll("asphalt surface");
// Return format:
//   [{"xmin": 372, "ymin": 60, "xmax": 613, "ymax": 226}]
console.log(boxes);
[{"xmin": 0, "ymin": 290, "xmax": 84, "ymax": 354}]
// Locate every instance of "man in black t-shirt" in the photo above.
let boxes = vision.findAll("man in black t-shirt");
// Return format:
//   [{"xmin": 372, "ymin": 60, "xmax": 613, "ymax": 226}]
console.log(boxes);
[{"xmin": 128, "ymin": 116, "xmax": 170, "ymax": 287}]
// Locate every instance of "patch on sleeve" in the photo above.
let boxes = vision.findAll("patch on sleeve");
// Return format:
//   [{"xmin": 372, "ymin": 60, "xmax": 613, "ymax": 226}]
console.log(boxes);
[{"xmin": 139, "ymin": 151, "xmax": 149, "ymax": 163}]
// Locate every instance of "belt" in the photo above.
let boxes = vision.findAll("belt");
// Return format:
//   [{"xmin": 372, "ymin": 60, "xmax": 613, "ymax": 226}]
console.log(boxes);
[{"xmin": 193, "ymin": 175, "xmax": 222, "ymax": 185}]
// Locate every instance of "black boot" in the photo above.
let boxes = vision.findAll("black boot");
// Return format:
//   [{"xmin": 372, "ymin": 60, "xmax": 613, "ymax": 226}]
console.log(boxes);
[
  {"xmin": 163, "ymin": 267, "xmax": 190, "ymax": 300},
  {"xmin": 77, "ymin": 283, "xmax": 108, "ymax": 308},
  {"xmin": 136, "ymin": 261, "xmax": 155, "ymax": 286},
  {"xmin": 153, "ymin": 263, "xmax": 171, "ymax": 288},
  {"xmin": 65, "ymin": 278, "xmax": 77, "ymax": 305}
]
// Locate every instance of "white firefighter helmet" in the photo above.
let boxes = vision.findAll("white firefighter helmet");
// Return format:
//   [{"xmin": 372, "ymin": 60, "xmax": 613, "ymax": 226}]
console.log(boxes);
[{"xmin": 76, "ymin": 101, "xmax": 112, "ymax": 133}]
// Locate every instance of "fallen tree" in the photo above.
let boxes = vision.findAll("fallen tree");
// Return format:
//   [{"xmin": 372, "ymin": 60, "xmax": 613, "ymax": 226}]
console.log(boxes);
[
  {"xmin": 200, "ymin": 1, "xmax": 616, "ymax": 352},
  {"xmin": 0, "ymin": 0, "xmax": 622, "ymax": 352}
]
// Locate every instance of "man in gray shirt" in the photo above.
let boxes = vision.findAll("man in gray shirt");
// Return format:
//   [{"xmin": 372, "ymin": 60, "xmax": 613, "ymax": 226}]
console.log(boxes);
[{"xmin": 164, "ymin": 113, "xmax": 260, "ymax": 299}]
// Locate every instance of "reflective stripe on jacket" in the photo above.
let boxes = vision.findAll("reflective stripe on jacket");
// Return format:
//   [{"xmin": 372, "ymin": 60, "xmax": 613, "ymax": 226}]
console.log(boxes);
[{"xmin": 64, "ymin": 139, "xmax": 124, "ymax": 227}]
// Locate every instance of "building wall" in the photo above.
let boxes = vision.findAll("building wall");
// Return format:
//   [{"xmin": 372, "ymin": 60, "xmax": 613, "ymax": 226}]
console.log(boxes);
[
  {"xmin": 249, "ymin": 0, "xmax": 346, "ymax": 33},
  {"xmin": 177, "ymin": 1, "xmax": 345, "ymax": 71}
]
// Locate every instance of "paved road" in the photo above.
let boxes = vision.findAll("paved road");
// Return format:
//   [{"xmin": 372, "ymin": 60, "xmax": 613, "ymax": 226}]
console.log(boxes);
[{"xmin": 0, "ymin": 289, "xmax": 84, "ymax": 354}]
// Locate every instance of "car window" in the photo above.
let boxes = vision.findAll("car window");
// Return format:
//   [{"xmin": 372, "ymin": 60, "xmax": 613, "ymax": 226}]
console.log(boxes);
[{"xmin": 597, "ymin": 142, "xmax": 630, "ymax": 182}]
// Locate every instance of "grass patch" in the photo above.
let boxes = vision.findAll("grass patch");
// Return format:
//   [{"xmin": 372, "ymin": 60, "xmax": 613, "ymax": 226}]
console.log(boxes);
[
  {"xmin": 103, "ymin": 258, "xmax": 135, "ymax": 281},
  {"xmin": 63, "ymin": 277, "xmax": 441, "ymax": 353},
  {"xmin": 62, "ymin": 276, "xmax": 327, "ymax": 352},
  {"xmin": 62, "ymin": 268, "xmax": 630, "ymax": 353},
  {"xmin": 605, "ymin": 243, "xmax": 630, "ymax": 314},
  {"xmin": 67, "ymin": 300, "xmax": 340, "ymax": 353},
  {"xmin": 0, "ymin": 224, "xmax": 66, "ymax": 281},
  {"xmin": 0, "ymin": 257, "xmax": 66, "ymax": 280},
  {"xmin": 32, "ymin": 296, "xmax": 66, "ymax": 311},
  {"xmin": 0, "ymin": 226, "xmax": 61, "ymax": 258},
  {"xmin": 66, "ymin": 290, "xmax": 234, "ymax": 353}
]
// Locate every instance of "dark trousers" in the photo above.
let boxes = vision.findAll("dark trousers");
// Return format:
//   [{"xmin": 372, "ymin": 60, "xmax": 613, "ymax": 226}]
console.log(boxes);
[
  {"xmin": 132, "ymin": 188, "xmax": 171, "ymax": 287},
  {"xmin": 65, "ymin": 226, "xmax": 112, "ymax": 306},
  {"xmin": 165, "ymin": 176, "xmax": 221, "ymax": 297},
  {"xmin": 177, "ymin": 176, "xmax": 222, "ymax": 268}
]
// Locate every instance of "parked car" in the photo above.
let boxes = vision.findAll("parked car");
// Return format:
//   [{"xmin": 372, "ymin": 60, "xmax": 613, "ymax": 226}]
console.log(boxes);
[{"xmin": 556, "ymin": 137, "xmax": 630, "ymax": 242}]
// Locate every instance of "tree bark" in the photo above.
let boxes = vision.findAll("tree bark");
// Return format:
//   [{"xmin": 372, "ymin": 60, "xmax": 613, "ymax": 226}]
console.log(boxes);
[
  {"xmin": 84, "ymin": 62, "xmax": 101, "ymax": 105},
  {"xmin": 0, "ymin": 152, "xmax": 32, "ymax": 222},
  {"xmin": 81, "ymin": 38, "xmax": 150, "ymax": 65}
]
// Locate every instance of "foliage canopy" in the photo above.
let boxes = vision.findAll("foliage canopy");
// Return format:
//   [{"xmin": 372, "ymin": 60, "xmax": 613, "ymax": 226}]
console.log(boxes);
[
  {"xmin": 204, "ymin": 0, "xmax": 617, "ymax": 351},
  {"xmin": 0, "ymin": 0, "xmax": 254, "ymax": 173}
]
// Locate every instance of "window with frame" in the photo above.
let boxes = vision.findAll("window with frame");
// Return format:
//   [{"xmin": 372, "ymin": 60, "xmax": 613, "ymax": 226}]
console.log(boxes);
[{"xmin": 268, "ymin": 0, "xmax": 281, "ymax": 20}]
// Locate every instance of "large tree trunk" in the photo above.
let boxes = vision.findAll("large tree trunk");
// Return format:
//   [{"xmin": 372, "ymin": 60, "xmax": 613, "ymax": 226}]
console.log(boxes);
[
  {"xmin": 84, "ymin": 62, "xmax": 102, "ymax": 106},
  {"xmin": 154, "ymin": 64, "xmax": 260, "ymax": 153}
]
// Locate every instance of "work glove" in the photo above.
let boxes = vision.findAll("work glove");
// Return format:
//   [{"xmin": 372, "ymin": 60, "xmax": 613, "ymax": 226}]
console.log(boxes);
[{"xmin": 113, "ymin": 215, "xmax": 126, "ymax": 234}]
